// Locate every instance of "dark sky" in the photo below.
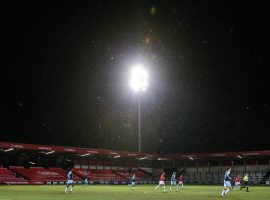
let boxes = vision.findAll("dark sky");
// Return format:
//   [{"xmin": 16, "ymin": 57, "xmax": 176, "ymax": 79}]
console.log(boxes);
[{"xmin": 0, "ymin": 0, "xmax": 269, "ymax": 154}]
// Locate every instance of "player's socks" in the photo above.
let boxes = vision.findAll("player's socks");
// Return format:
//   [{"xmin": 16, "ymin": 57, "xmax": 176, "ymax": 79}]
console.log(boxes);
[
  {"xmin": 225, "ymin": 188, "xmax": 230, "ymax": 194},
  {"xmin": 65, "ymin": 186, "xmax": 69, "ymax": 193},
  {"xmin": 221, "ymin": 189, "xmax": 225, "ymax": 196}
]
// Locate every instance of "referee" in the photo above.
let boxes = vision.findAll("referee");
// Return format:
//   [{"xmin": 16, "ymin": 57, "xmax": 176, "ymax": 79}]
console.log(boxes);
[{"xmin": 240, "ymin": 174, "xmax": 249, "ymax": 192}]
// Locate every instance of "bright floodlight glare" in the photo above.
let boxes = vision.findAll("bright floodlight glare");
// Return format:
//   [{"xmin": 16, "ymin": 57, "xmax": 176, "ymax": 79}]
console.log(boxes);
[{"xmin": 130, "ymin": 65, "xmax": 149, "ymax": 92}]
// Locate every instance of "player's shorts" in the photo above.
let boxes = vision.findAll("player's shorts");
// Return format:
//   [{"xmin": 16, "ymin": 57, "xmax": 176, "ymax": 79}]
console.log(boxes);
[
  {"xmin": 243, "ymin": 181, "xmax": 248, "ymax": 186},
  {"xmin": 235, "ymin": 181, "xmax": 240, "ymax": 185},
  {"xmin": 171, "ymin": 181, "xmax": 177, "ymax": 185},
  {"xmin": 179, "ymin": 181, "xmax": 183, "ymax": 185},
  {"xmin": 224, "ymin": 180, "xmax": 231, "ymax": 187},
  {"xmin": 84, "ymin": 179, "xmax": 88, "ymax": 184},
  {"xmin": 159, "ymin": 181, "xmax": 165, "ymax": 185},
  {"xmin": 67, "ymin": 179, "xmax": 74, "ymax": 184},
  {"xmin": 131, "ymin": 181, "xmax": 135, "ymax": 186}
]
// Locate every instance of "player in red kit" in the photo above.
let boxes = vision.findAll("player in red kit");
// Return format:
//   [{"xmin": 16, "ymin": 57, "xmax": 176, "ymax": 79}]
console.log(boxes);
[
  {"xmin": 177, "ymin": 174, "xmax": 184, "ymax": 191},
  {"xmin": 155, "ymin": 172, "xmax": 167, "ymax": 192},
  {"xmin": 234, "ymin": 174, "xmax": 241, "ymax": 190}
]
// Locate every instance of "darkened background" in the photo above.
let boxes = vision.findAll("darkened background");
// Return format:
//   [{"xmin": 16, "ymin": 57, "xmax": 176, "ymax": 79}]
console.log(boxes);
[{"xmin": 0, "ymin": 0, "xmax": 269, "ymax": 153}]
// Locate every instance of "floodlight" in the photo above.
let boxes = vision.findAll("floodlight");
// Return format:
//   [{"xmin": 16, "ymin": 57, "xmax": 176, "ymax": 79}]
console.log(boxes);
[
  {"xmin": 129, "ymin": 64, "xmax": 149, "ymax": 153},
  {"xmin": 45, "ymin": 151, "xmax": 55, "ymax": 155},
  {"xmin": 4, "ymin": 148, "xmax": 14, "ymax": 152},
  {"xmin": 130, "ymin": 65, "xmax": 148, "ymax": 93}
]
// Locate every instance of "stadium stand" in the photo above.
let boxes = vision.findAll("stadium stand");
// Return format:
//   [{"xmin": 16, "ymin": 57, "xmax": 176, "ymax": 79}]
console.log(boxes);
[
  {"xmin": 9, "ymin": 166, "xmax": 81, "ymax": 183},
  {"xmin": 72, "ymin": 168, "xmax": 152, "ymax": 183},
  {"xmin": 0, "ymin": 167, "xmax": 27, "ymax": 184},
  {"xmin": 0, "ymin": 141, "xmax": 269, "ymax": 185},
  {"xmin": 1, "ymin": 164, "xmax": 269, "ymax": 185},
  {"xmin": 183, "ymin": 168, "xmax": 269, "ymax": 185}
]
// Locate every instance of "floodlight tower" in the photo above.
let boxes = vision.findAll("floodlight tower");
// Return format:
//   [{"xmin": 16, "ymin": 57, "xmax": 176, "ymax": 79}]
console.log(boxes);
[{"xmin": 130, "ymin": 65, "xmax": 149, "ymax": 153}]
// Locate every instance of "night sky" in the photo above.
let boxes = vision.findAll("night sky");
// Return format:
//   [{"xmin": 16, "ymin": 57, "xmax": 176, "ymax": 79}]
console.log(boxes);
[{"xmin": 1, "ymin": 0, "xmax": 269, "ymax": 154}]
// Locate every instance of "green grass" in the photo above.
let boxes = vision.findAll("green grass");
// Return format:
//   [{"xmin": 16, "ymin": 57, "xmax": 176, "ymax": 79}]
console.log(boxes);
[{"xmin": 0, "ymin": 185, "xmax": 269, "ymax": 200}]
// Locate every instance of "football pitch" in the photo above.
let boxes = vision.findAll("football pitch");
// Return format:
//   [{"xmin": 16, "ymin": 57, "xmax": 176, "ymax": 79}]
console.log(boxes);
[{"xmin": 0, "ymin": 185, "xmax": 269, "ymax": 200}]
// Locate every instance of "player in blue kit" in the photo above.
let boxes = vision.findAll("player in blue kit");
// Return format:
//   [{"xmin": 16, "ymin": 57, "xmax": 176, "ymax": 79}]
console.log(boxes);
[
  {"xmin": 221, "ymin": 168, "xmax": 232, "ymax": 198},
  {"xmin": 65, "ymin": 168, "xmax": 74, "ymax": 193},
  {"xmin": 130, "ymin": 173, "xmax": 136, "ymax": 191},
  {"xmin": 83, "ymin": 170, "xmax": 89, "ymax": 187},
  {"xmin": 170, "ymin": 171, "xmax": 177, "ymax": 192}
]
